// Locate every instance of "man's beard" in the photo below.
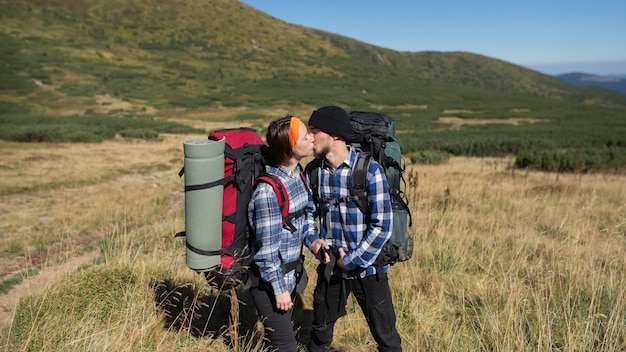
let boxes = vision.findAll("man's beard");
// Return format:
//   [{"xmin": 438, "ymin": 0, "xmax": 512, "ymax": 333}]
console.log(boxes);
[{"xmin": 313, "ymin": 144, "xmax": 330, "ymax": 159}]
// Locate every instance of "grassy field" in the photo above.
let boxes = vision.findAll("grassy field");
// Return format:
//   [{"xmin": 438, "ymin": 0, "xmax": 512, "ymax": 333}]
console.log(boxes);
[
  {"xmin": 2, "ymin": 1, "xmax": 625, "ymax": 349},
  {"xmin": 0, "ymin": 128, "xmax": 625, "ymax": 351}
]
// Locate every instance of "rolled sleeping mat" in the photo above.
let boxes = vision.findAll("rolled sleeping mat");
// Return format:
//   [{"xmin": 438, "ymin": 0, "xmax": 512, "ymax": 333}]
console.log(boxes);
[{"xmin": 183, "ymin": 138, "xmax": 225, "ymax": 272}]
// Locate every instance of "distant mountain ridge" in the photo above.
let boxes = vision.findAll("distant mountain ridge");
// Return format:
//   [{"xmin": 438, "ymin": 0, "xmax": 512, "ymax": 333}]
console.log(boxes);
[{"xmin": 557, "ymin": 73, "xmax": 626, "ymax": 95}]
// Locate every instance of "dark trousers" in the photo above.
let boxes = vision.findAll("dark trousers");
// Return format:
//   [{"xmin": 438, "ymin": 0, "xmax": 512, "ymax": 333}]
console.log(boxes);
[
  {"xmin": 250, "ymin": 285, "xmax": 298, "ymax": 352},
  {"xmin": 307, "ymin": 265, "xmax": 402, "ymax": 352}
]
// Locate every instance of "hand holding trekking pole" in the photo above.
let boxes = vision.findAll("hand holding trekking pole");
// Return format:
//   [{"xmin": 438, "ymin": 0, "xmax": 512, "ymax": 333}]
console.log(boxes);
[
  {"xmin": 313, "ymin": 239, "xmax": 330, "ymax": 264},
  {"xmin": 275, "ymin": 291, "xmax": 293, "ymax": 311},
  {"xmin": 336, "ymin": 248, "xmax": 347, "ymax": 271}
]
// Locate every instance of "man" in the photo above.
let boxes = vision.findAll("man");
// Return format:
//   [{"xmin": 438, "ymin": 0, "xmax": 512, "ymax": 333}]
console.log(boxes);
[{"xmin": 303, "ymin": 105, "xmax": 403, "ymax": 352}]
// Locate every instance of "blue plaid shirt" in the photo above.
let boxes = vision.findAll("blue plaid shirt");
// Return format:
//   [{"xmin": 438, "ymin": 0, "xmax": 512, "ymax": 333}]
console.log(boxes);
[
  {"xmin": 304, "ymin": 147, "xmax": 392, "ymax": 279},
  {"xmin": 248, "ymin": 164, "xmax": 317, "ymax": 295}
]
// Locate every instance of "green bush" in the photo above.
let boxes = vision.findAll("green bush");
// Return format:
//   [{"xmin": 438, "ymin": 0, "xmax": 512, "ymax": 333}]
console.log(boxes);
[
  {"xmin": 0, "ymin": 113, "xmax": 203, "ymax": 143},
  {"xmin": 119, "ymin": 128, "xmax": 159, "ymax": 139},
  {"xmin": 235, "ymin": 113, "xmax": 266, "ymax": 121},
  {"xmin": 167, "ymin": 95, "xmax": 214, "ymax": 108},
  {"xmin": 514, "ymin": 147, "xmax": 626, "ymax": 173},
  {"xmin": 409, "ymin": 151, "xmax": 451, "ymax": 165}
]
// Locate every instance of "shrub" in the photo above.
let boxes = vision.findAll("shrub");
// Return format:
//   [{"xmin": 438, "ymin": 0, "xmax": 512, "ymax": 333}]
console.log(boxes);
[
  {"xmin": 0, "ymin": 113, "xmax": 203, "ymax": 143},
  {"xmin": 235, "ymin": 113, "xmax": 266, "ymax": 121},
  {"xmin": 409, "ymin": 150, "xmax": 451, "ymax": 165},
  {"xmin": 119, "ymin": 128, "xmax": 159, "ymax": 139},
  {"xmin": 514, "ymin": 147, "xmax": 626, "ymax": 173}
]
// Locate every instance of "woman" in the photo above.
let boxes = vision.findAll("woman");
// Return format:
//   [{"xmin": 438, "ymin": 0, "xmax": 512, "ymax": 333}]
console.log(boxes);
[{"xmin": 247, "ymin": 115, "xmax": 317, "ymax": 351}]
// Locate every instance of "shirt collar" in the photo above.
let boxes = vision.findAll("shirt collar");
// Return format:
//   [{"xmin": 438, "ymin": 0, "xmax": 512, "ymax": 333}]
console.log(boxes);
[
  {"xmin": 321, "ymin": 146, "xmax": 356, "ymax": 171},
  {"xmin": 268, "ymin": 164, "xmax": 301, "ymax": 179}
]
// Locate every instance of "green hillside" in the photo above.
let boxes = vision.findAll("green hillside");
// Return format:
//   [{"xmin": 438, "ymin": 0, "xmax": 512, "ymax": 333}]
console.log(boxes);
[
  {"xmin": 3, "ymin": 0, "xmax": 626, "ymax": 107},
  {"xmin": 1, "ymin": 0, "xmax": 626, "ymax": 171}
]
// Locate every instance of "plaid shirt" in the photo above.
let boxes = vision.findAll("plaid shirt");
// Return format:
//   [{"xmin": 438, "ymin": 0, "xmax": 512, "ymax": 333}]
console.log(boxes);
[
  {"xmin": 304, "ymin": 147, "xmax": 392, "ymax": 279},
  {"xmin": 248, "ymin": 164, "xmax": 317, "ymax": 295}
]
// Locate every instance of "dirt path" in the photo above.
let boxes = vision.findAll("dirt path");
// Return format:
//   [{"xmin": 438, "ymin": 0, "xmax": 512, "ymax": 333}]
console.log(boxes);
[
  {"xmin": 0, "ymin": 224, "xmax": 112, "ymax": 281},
  {"xmin": 0, "ymin": 226, "xmax": 109, "ymax": 329},
  {"xmin": 0, "ymin": 250, "xmax": 99, "ymax": 328}
]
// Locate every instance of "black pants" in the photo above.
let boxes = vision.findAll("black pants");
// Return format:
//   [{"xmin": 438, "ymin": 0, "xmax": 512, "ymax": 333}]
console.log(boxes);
[
  {"xmin": 307, "ymin": 265, "xmax": 402, "ymax": 352},
  {"xmin": 250, "ymin": 285, "xmax": 298, "ymax": 352}
]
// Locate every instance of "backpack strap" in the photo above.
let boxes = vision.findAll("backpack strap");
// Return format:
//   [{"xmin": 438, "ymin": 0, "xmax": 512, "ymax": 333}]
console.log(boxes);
[
  {"xmin": 305, "ymin": 158, "xmax": 322, "ymax": 217},
  {"xmin": 179, "ymin": 168, "xmax": 233, "ymax": 193},
  {"xmin": 350, "ymin": 153, "xmax": 371, "ymax": 214},
  {"xmin": 183, "ymin": 178, "xmax": 225, "ymax": 193},
  {"xmin": 281, "ymin": 167, "xmax": 310, "ymax": 231},
  {"xmin": 255, "ymin": 171, "xmax": 308, "ymax": 233},
  {"xmin": 370, "ymin": 136, "xmax": 387, "ymax": 170},
  {"xmin": 296, "ymin": 165, "xmax": 310, "ymax": 193},
  {"xmin": 306, "ymin": 153, "xmax": 371, "ymax": 215},
  {"xmin": 391, "ymin": 191, "xmax": 413, "ymax": 227},
  {"xmin": 173, "ymin": 231, "xmax": 222, "ymax": 257},
  {"xmin": 178, "ymin": 143, "xmax": 254, "ymax": 191}
]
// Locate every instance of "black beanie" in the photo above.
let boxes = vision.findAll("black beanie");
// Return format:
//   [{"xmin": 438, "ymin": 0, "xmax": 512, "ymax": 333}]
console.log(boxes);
[{"xmin": 308, "ymin": 105, "xmax": 353, "ymax": 140}]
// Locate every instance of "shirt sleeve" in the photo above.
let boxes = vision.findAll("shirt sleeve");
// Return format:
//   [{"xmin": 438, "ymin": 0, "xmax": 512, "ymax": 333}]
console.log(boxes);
[{"xmin": 303, "ymin": 189, "xmax": 319, "ymax": 250}]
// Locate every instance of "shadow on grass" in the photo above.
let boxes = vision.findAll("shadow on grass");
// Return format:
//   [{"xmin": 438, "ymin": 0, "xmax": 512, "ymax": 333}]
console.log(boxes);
[{"xmin": 153, "ymin": 279, "xmax": 313, "ymax": 349}]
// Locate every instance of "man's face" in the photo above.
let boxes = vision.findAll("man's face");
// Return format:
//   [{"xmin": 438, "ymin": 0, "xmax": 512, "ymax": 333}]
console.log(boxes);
[{"xmin": 309, "ymin": 126, "xmax": 331, "ymax": 159}]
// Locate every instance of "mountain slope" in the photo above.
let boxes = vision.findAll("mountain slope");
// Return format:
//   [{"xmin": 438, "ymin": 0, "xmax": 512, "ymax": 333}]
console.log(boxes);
[{"xmin": 1, "ymin": 0, "xmax": 625, "ymax": 112}]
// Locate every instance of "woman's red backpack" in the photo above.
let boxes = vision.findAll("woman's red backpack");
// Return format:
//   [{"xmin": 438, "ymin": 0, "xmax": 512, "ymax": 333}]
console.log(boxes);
[{"xmin": 177, "ymin": 127, "xmax": 306, "ymax": 291}]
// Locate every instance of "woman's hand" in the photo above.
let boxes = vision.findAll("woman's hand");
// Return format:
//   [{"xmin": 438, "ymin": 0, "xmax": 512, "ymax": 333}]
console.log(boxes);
[
  {"xmin": 336, "ymin": 247, "xmax": 347, "ymax": 271},
  {"xmin": 275, "ymin": 291, "xmax": 293, "ymax": 311},
  {"xmin": 312, "ymin": 239, "xmax": 330, "ymax": 264}
]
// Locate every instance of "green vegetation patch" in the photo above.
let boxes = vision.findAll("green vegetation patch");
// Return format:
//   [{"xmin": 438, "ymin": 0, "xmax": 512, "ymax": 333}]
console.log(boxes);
[
  {"xmin": 0, "ymin": 112, "xmax": 204, "ymax": 143},
  {"xmin": 1, "ymin": 0, "xmax": 625, "ymax": 172},
  {"xmin": 393, "ymin": 104, "xmax": 626, "ymax": 172},
  {"xmin": 409, "ymin": 151, "xmax": 451, "ymax": 165}
]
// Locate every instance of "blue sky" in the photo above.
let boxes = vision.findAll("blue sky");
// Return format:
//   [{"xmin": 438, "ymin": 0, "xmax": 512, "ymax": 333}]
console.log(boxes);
[{"xmin": 239, "ymin": 0, "xmax": 626, "ymax": 76}]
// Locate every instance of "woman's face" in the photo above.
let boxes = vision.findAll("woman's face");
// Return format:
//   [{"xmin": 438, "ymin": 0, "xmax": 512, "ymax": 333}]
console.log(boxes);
[{"xmin": 292, "ymin": 121, "xmax": 314, "ymax": 160}]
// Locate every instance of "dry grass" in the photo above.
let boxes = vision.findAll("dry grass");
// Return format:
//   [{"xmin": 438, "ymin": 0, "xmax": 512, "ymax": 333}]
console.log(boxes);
[
  {"xmin": 437, "ymin": 116, "xmax": 546, "ymax": 127},
  {"xmin": 0, "ymin": 135, "xmax": 624, "ymax": 351},
  {"xmin": 388, "ymin": 158, "xmax": 626, "ymax": 351},
  {"xmin": 0, "ymin": 134, "xmax": 196, "ymax": 276}
]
